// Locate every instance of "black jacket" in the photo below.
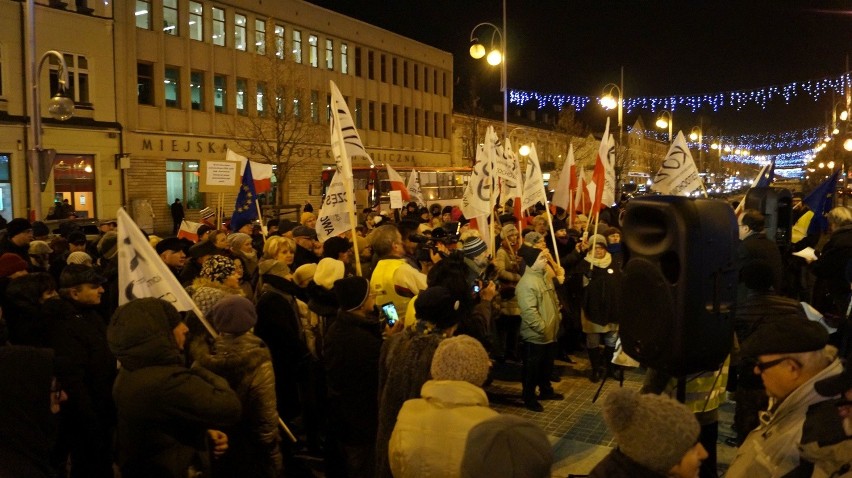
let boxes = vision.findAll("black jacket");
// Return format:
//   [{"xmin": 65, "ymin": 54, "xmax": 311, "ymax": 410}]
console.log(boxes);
[
  {"xmin": 590, "ymin": 448, "xmax": 668, "ymax": 478},
  {"xmin": 811, "ymin": 224, "xmax": 852, "ymax": 317}
]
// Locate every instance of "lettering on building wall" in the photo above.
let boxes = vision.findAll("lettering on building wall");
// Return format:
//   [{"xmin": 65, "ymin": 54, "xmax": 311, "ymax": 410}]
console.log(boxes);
[{"xmin": 141, "ymin": 139, "xmax": 228, "ymax": 154}]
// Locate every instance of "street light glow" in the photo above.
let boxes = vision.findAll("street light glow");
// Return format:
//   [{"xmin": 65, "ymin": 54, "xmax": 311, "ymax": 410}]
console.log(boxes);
[
  {"xmin": 655, "ymin": 117, "xmax": 669, "ymax": 129},
  {"xmin": 600, "ymin": 95, "xmax": 617, "ymax": 110},
  {"xmin": 486, "ymin": 49, "xmax": 502, "ymax": 66},
  {"xmin": 518, "ymin": 144, "xmax": 530, "ymax": 156},
  {"xmin": 469, "ymin": 42, "xmax": 485, "ymax": 59},
  {"xmin": 845, "ymin": 138, "xmax": 852, "ymax": 151}
]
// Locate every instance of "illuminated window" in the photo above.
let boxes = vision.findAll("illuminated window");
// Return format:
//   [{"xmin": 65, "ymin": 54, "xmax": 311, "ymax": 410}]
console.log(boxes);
[
  {"xmin": 257, "ymin": 82, "xmax": 266, "ymax": 116},
  {"xmin": 340, "ymin": 43, "xmax": 348, "ymax": 74},
  {"xmin": 255, "ymin": 19, "xmax": 266, "ymax": 54},
  {"xmin": 310, "ymin": 90, "xmax": 319, "ymax": 123},
  {"xmin": 135, "ymin": 0, "xmax": 151, "ymax": 30},
  {"xmin": 214, "ymin": 75, "xmax": 226, "ymax": 113},
  {"xmin": 188, "ymin": 2, "xmax": 203, "ymax": 41},
  {"xmin": 235, "ymin": 14, "xmax": 247, "ymax": 51},
  {"xmin": 166, "ymin": 160, "xmax": 201, "ymax": 208},
  {"xmin": 190, "ymin": 71, "xmax": 204, "ymax": 111},
  {"xmin": 164, "ymin": 66, "xmax": 179, "ymax": 108},
  {"xmin": 292, "ymin": 30, "xmax": 302, "ymax": 63},
  {"xmin": 309, "ymin": 35, "xmax": 318, "ymax": 68},
  {"xmin": 236, "ymin": 78, "xmax": 247, "ymax": 115},
  {"xmin": 326, "ymin": 39, "xmax": 334, "ymax": 70},
  {"xmin": 163, "ymin": 0, "xmax": 178, "ymax": 35},
  {"xmin": 274, "ymin": 25, "xmax": 285, "ymax": 59},
  {"xmin": 212, "ymin": 7, "xmax": 225, "ymax": 46}
]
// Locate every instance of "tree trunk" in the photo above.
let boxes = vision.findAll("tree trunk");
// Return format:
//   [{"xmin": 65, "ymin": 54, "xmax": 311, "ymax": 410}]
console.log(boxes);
[{"xmin": 276, "ymin": 169, "xmax": 289, "ymax": 206}]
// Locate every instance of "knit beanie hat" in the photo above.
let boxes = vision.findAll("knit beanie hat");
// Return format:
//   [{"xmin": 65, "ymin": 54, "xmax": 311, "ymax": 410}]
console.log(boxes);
[
  {"xmin": 588, "ymin": 234, "xmax": 608, "ymax": 248},
  {"xmin": 430, "ymin": 335, "xmax": 491, "ymax": 386},
  {"xmin": 602, "ymin": 388, "xmax": 700, "ymax": 474},
  {"xmin": 314, "ymin": 257, "xmax": 345, "ymax": 290},
  {"xmin": 0, "ymin": 253, "xmax": 28, "ymax": 278},
  {"xmin": 227, "ymin": 233, "xmax": 252, "ymax": 251},
  {"xmin": 98, "ymin": 231, "xmax": 119, "ymax": 260},
  {"xmin": 460, "ymin": 415, "xmax": 552, "ymax": 478},
  {"xmin": 293, "ymin": 263, "xmax": 318, "ymax": 287},
  {"xmin": 322, "ymin": 236, "xmax": 352, "ymax": 259},
  {"xmin": 333, "ymin": 276, "xmax": 371, "ymax": 311},
  {"xmin": 500, "ymin": 223, "xmax": 519, "ymax": 239},
  {"xmin": 28, "ymin": 240, "xmax": 53, "ymax": 256},
  {"xmin": 59, "ymin": 264, "xmax": 105, "ymax": 288},
  {"xmin": 415, "ymin": 286, "xmax": 461, "ymax": 329},
  {"xmin": 462, "ymin": 237, "xmax": 488, "ymax": 259},
  {"xmin": 200, "ymin": 255, "xmax": 236, "ymax": 283},
  {"xmin": 524, "ymin": 231, "xmax": 544, "ymax": 245},
  {"xmin": 208, "ymin": 296, "xmax": 257, "ymax": 335},
  {"xmin": 67, "ymin": 251, "xmax": 93, "ymax": 266},
  {"xmin": 6, "ymin": 218, "xmax": 32, "ymax": 239}
]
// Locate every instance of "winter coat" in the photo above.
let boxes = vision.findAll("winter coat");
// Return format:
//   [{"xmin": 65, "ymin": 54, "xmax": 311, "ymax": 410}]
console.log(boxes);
[
  {"xmin": 786, "ymin": 400, "xmax": 852, "ymax": 478},
  {"xmin": 727, "ymin": 354, "xmax": 844, "ymax": 478},
  {"xmin": 193, "ymin": 333, "xmax": 282, "ymax": 478},
  {"xmin": 292, "ymin": 244, "xmax": 319, "ymax": 270},
  {"xmin": 388, "ymin": 380, "xmax": 499, "ymax": 478},
  {"xmin": 811, "ymin": 225, "xmax": 852, "ymax": 318},
  {"xmin": 738, "ymin": 231, "xmax": 784, "ymax": 301},
  {"xmin": 254, "ymin": 272, "xmax": 311, "ymax": 421},
  {"xmin": 517, "ymin": 267, "xmax": 560, "ymax": 344},
  {"xmin": 577, "ymin": 256, "xmax": 621, "ymax": 328},
  {"xmin": 324, "ymin": 309, "xmax": 383, "ymax": 445},
  {"xmin": 494, "ymin": 244, "xmax": 523, "ymax": 316},
  {"xmin": 589, "ymin": 448, "xmax": 667, "ymax": 478},
  {"xmin": 108, "ymin": 298, "xmax": 242, "ymax": 478},
  {"xmin": 376, "ymin": 326, "xmax": 446, "ymax": 478},
  {"xmin": 186, "ymin": 277, "xmax": 243, "ymax": 339}
]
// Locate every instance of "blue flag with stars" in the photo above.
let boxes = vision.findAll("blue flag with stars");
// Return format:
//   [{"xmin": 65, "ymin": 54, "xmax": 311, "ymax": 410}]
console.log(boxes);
[
  {"xmin": 231, "ymin": 161, "xmax": 258, "ymax": 230},
  {"xmin": 803, "ymin": 169, "xmax": 840, "ymax": 236}
]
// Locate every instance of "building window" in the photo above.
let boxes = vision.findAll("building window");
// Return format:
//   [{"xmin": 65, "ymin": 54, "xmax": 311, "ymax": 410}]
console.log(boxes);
[
  {"xmin": 255, "ymin": 19, "xmax": 266, "ymax": 54},
  {"xmin": 424, "ymin": 67, "xmax": 429, "ymax": 93},
  {"xmin": 166, "ymin": 160, "xmax": 201, "ymax": 209},
  {"xmin": 135, "ymin": 0, "xmax": 151, "ymax": 29},
  {"xmin": 50, "ymin": 54, "xmax": 90, "ymax": 105},
  {"xmin": 414, "ymin": 64, "xmax": 419, "ymax": 90},
  {"xmin": 164, "ymin": 66, "xmax": 179, "ymax": 108},
  {"xmin": 137, "ymin": 62, "xmax": 154, "ymax": 105},
  {"xmin": 403, "ymin": 60, "xmax": 408, "ymax": 87},
  {"xmin": 368, "ymin": 51, "xmax": 374, "ymax": 80},
  {"xmin": 256, "ymin": 82, "xmax": 266, "ymax": 116},
  {"xmin": 293, "ymin": 89, "xmax": 301, "ymax": 118},
  {"xmin": 424, "ymin": 110, "xmax": 430, "ymax": 136},
  {"xmin": 310, "ymin": 90, "xmax": 319, "ymax": 123},
  {"xmin": 274, "ymin": 86, "xmax": 285, "ymax": 114},
  {"xmin": 368, "ymin": 101, "xmax": 375, "ymax": 130},
  {"xmin": 326, "ymin": 93, "xmax": 332, "ymax": 122},
  {"xmin": 392, "ymin": 58, "xmax": 398, "ymax": 85},
  {"xmin": 163, "ymin": 0, "xmax": 178, "ymax": 35},
  {"xmin": 444, "ymin": 114, "xmax": 450, "ymax": 138},
  {"xmin": 214, "ymin": 75, "xmax": 226, "ymax": 113},
  {"xmin": 292, "ymin": 30, "xmax": 302, "ymax": 63},
  {"xmin": 443, "ymin": 72, "xmax": 447, "ymax": 97},
  {"xmin": 340, "ymin": 43, "xmax": 348, "ymax": 74},
  {"xmin": 415, "ymin": 108, "xmax": 420, "ymax": 135},
  {"xmin": 433, "ymin": 112, "xmax": 439, "ymax": 137},
  {"xmin": 236, "ymin": 78, "xmax": 247, "ymax": 115},
  {"xmin": 380, "ymin": 54, "xmax": 386, "ymax": 82},
  {"xmin": 326, "ymin": 39, "xmax": 334, "ymax": 70},
  {"xmin": 274, "ymin": 25, "xmax": 285, "ymax": 59},
  {"xmin": 404, "ymin": 107, "xmax": 410, "ymax": 134},
  {"xmin": 354, "ymin": 47, "xmax": 361, "ymax": 77},
  {"xmin": 434, "ymin": 70, "xmax": 438, "ymax": 95},
  {"xmin": 393, "ymin": 105, "xmax": 400, "ymax": 133},
  {"xmin": 0, "ymin": 154, "xmax": 11, "ymax": 222},
  {"xmin": 308, "ymin": 35, "xmax": 318, "ymax": 68},
  {"xmin": 188, "ymin": 1, "xmax": 203, "ymax": 41},
  {"xmin": 212, "ymin": 7, "xmax": 225, "ymax": 45},
  {"xmin": 355, "ymin": 99, "xmax": 362, "ymax": 128},
  {"xmin": 190, "ymin": 71, "xmax": 203, "ymax": 111},
  {"xmin": 235, "ymin": 14, "xmax": 247, "ymax": 51},
  {"xmin": 381, "ymin": 103, "xmax": 387, "ymax": 131}
]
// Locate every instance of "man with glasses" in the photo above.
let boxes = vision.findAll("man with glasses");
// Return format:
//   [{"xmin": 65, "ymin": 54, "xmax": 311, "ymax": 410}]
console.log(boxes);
[{"xmin": 727, "ymin": 314, "xmax": 842, "ymax": 478}]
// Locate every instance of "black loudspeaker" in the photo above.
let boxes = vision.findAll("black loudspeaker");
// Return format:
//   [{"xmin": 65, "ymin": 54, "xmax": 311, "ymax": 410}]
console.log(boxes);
[
  {"xmin": 744, "ymin": 187, "xmax": 793, "ymax": 250},
  {"xmin": 619, "ymin": 196, "xmax": 738, "ymax": 376}
]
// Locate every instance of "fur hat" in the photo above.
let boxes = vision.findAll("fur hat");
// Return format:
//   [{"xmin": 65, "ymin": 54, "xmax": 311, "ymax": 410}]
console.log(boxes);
[
  {"xmin": 200, "ymin": 255, "xmax": 236, "ymax": 283},
  {"xmin": 500, "ymin": 224, "xmax": 519, "ymax": 239},
  {"xmin": 5, "ymin": 218, "xmax": 32, "ymax": 239},
  {"xmin": 278, "ymin": 219, "xmax": 299, "ymax": 235},
  {"xmin": 314, "ymin": 257, "xmax": 345, "ymax": 290},
  {"xmin": 28, "ymin": 240, "xmax": 53, "ymax": 256},
  {"xmin": 208, "ymin": 296, "xmax": 257, "ymax": 335},
  {"xmin": 333, "ymin": 276, "xmax": 371, "ymax": 311},
  {"xmin": 460, "ymin": 415, "xmax": 552, "ymax": 478},
  {"xmin": 67, "ymin": 251, "xmax": 93, "ymax": 266},
  {"xmin": 740, "ymin": 314, "xmax": 829, "ymax": 358},
  {"xmin": 293, "ymin": 263, "xmax": 317, "ymax": 287},
  {"xmin": 322, "ymin": 236, "xmax": 352, "ymax": 260},
  {"xmin": 98, "ymin": 231, "xmax": 119, "ymax": 260},
  {"xmin": 602, "ymin": 388, "xmax": 700, "ymax": 474},
  {"xmin": 414, "ymin": 286, "xmax": 461, "ymax": 328},
  {"xmin": 462, "ymin": 237, "xmax": 488, "ymax": 259},
  {"xmin": 0, "ymin": 253, "xmax": 28, "ymax": 278},
  {"xmin": 59, "ymin": 264, "xmax": 105, "ymax": 288},
  {"xmin": 430, "ymin": 335, "xmax": 491, "ymax": 386},
  {"xmin": 227, "ymin": 232, "xmax": 252, "ymax": 250},
  {"xmin": 603, "ymin": 227, "xmax": 621, "ymax": 238}
]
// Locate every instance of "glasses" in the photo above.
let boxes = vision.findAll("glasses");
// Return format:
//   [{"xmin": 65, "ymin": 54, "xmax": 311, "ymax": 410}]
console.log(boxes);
[{"xmin": 754, "ymin": 356, "xmax": 800, "ymax": 374}]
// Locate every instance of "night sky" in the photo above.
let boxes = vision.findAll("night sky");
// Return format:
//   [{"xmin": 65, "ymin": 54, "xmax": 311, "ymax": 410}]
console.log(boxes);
[{"xmin": 306, "ymin": 0, "xmax": 852, "ymax": 146}]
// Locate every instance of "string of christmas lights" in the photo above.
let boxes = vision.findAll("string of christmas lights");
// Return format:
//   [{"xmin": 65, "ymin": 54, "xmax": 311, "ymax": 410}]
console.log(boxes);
[
  {"xmin": 509, "ymin": 72, "xmax": 851, "ymax": 113},
  {"xmin": 629, "ymin": 126, "xmax": 824, "ymax": 153}
]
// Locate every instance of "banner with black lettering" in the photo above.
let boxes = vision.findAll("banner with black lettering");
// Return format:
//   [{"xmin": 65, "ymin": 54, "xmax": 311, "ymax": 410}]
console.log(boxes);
[
  {"xmin": 461, "ymin": 126, "xmax": 496, "ymax": 219},
  {"xmin": 522, "ymin": 144, "xmax": 548, "ymax": 210},
  {"xmin": 652, "ymin": 131, "xmax": 703, "ymax": 196},
  {"xmin": 316, "ymin": 170, "xmax": 351, "ymax": 242}
]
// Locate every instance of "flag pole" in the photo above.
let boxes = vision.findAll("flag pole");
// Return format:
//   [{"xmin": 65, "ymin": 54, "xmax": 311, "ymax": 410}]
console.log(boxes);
[{"xmin": 345, "ymin": 175, "xmax": 363, "ymax": 277}]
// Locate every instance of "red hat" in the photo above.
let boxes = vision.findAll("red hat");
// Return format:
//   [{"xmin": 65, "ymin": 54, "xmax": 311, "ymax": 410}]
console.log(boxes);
[{"xmin": 0, "ymin": 253, "xmax": 28, "ymax": 278}]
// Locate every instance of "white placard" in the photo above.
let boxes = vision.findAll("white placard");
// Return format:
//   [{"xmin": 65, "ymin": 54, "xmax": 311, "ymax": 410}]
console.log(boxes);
[{"xmin": 388, "ymin": 190, "xmax": 403, "ymax": 209}]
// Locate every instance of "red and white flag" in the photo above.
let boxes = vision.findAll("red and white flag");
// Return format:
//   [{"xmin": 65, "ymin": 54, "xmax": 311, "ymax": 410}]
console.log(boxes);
[
  {"xmin": 177, "ymin": 220, "xmax": 203, "ymax": 242},
  {"xmin": 588, "ymin": 118, "xmax": 615, "ymax": 213},
  {"xmin": 225, "ymin": 149, "xmax": 274, "ymax": 193},
  {"xmin": 551, "ymin": 143, "xmax": 576, "ymax": 211},
  {"xmin": 386, "ymin": 164, "xmax": 411, "ymax": 201}
]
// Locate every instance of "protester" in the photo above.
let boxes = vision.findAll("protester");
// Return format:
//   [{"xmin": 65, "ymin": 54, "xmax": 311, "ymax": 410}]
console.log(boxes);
[
  {"xmin": 493, "ymin": 223, "xmax": 523, "ymax": 363},
  {"xmin": 156, "ymin": 237, "xmax": 188, "ymax": 278},
  {"xmin": 800, "ymin": 351, "xmax": 852, "ymax": 477},
  {"xmin": 108, "ymin": 298, "xmax": 241, "ymax": 478},
  {"xmin": 292, "ymin": 226, "xmax": 320, "ymax": 270},
  {"xmin": 171, "ymin": 198, "xmax": 184, "ymax": 235},
  {"xmin": 3, "ymin": 272, "xmax": 57, "ymax": 346},
  {"xmin": 0, "ymin": 218, "xmax": 33, "ymax": 263},
  {"xmin": 460, "ymin": 415, "xmax": 553, "ymax": 478},
  {"xmin": 28, "ymin": 240, "xmax": 53, "ymax": 272},
  {"xmin": 737, "ymin": 209, "xmax": 784, "ymax": 302},
  {"xmin": 810, "ymin": 206, "xmax": 852, "ymax": 335},
  {"xmin": 179, "ymin": 239, "xmax": 218, "ymax": 285},
  {"xmin": 370, "ymin": 224, "xmax": 428, "ymax": 325}
]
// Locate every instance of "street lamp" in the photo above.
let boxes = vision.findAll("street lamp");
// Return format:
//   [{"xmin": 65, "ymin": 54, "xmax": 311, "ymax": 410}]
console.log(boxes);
[
  {"xmin": 600, "ymin": 80, "xmax": 623, "ymax": 146},
  {"xmin": 655, "ymin": 110, "xmax": 673, "ymax": 142},
  {"xmin": 509, "ymin": 126, "xmax": 532, "ymax": 157},
  {"xmin": 470, "ymin": 4, "xmax": 507, "ymax": 145},
  {"xmin": 689, "ymin": 126, "xmax": 703, "ymax": 173},
  {"xmin": 25, "ymin": 0, "xmax": 75, "ymax": 220}
]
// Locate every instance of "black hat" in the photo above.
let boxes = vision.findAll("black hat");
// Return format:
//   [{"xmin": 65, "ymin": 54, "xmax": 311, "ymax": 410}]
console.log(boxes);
[
  {"xmin": 519, "ymin": 247, "xmax": 543, "ymax": 268},
  {"xmin": 292, "ymin": 225, "xmax": 318, "ymax": 240},
  {"xmin": 68, "ymin": 231, "xmax": 87, "ymax": 245},
  {"xmin": 322, "ymin": 236, "xmax": 352, "ymax": 259},
  {"xmin": 188, "ymin": 240, "xmax": 218, "ymax": 259},
  {"xmin": 740, "ymin": 315, "xmax": 829, "ymax": 358},
  {"xmin": 6, "ymin": 218, "xmax": 32, "ymax": 238},
  {"xmin": 156, "ymin": 237, "xmax": 187, "ymax": 255},
  {"xmin": 279, "ymin": 219, "xmax": 299, "ymax": 234},
  {"xmin": 499, "ymin": 213, "xmax": 517, "ymax": 225},
  {"xmin": 60, "ymin": 264, "xmax": 106, "ymax": 288},
  {"xmin": 195, "ymin": 224, "xmax": 213, "ymax": 239},
  {"xmin": 415, "ymin": 286, "xmax": 461, "ymax": 329},
  {"xmin": 334, "ymin": 276, "xmax": 370, "ymax": 311},
  {"xmin": 31, "ymin": 221, "xmax": 50, "ymax": 238},
  {"xmin": 442, "ymin": 206, "xmax": 453, "ymax": 215}
]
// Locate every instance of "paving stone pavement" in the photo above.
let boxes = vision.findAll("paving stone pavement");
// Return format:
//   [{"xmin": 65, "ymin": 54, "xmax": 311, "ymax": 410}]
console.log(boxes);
[{"xmin": 485, "ymin": 354, "xmax": 738, "ymax": 477}]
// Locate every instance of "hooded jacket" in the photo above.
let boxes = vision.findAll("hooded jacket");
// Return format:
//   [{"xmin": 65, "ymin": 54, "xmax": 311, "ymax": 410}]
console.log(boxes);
[{"xmin": 107, "ymin": 298, "xmax": 241, "ymax": 478}]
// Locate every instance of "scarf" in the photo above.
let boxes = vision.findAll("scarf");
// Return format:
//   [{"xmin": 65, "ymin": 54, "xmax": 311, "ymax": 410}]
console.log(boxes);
[{"xmin": 584, "ymin": 251, "xmax": 612, "ymax": 269}]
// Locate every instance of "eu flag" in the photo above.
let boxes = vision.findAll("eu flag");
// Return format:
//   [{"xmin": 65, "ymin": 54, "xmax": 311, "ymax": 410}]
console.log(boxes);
[
  {"xmin": 231, "ymin": 161, "xmax": 258, "ymax": 230},
  {"xmin": 803, "ymin": 169, "xmax": 840, "ymax": 236}
]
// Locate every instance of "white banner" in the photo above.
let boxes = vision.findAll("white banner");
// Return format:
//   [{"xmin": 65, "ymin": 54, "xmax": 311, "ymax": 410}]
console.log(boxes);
[
  {"xmin": 407, "ymin": 169, "xmax": 425, "ymax": 206},
  {"xmin": 522, "ymin": 144, "xmax": 548, "ymax": 210},
  {"xmin": 316, "ymin": 170, "xmax": 352, "ymax": 242},
  {"xmin": 329, "ymin": 81, "xmax": 372, "ymax": 178},
  {"xmin": 461, "ymin": 126, "xmax": 496, "ymax": 219},
  {"xmin": 551, "ymin": 144, "xmax": 575, "ymax": 210},
  {"xmin": 652, "ymin": 131, "xmax": 703, "ymax": 196},
  {"xmin": 600, "ymin": 118, "xmax": 617, "ymax": 208}
]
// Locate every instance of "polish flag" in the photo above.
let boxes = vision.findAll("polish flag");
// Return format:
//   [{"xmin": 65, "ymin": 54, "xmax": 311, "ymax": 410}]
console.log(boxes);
[
  {"xmin": 386, "ymin": 164, "xmax": 411, "ymax": 201},
  {"xmin": 177, "ymin": 220, "xmax": 203, "ymax": 242},
  {"xmin": 225, "ymin": 149, "xmax": 274, "ymax": 193}
]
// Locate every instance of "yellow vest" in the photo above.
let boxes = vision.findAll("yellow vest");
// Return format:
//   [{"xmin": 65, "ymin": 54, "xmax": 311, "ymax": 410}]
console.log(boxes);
[{"xmin": 370, "ymin": 258, "xmax": 412, "ymax": 323}]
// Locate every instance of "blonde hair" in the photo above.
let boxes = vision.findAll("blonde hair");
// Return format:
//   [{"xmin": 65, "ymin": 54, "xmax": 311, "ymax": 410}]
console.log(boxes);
[
  {"xmin": 263, "ymin": 235, "xmax": 296, "ymax": 259},
  {"xmin": 826, "ymin": 207, "xmax": 852, "ymax": 228}
]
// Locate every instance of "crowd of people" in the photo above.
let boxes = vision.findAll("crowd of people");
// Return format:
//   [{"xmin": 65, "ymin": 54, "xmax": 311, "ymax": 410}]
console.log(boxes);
[{"xmin": 0, "ymin": 194, "xmax": 850, "ymax": 478}]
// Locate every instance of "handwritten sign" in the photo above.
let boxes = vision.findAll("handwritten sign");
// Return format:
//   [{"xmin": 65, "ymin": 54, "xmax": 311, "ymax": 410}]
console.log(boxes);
[{"xmin": 199, "ymin": 159, "xmax": 241, "ymax": 192}]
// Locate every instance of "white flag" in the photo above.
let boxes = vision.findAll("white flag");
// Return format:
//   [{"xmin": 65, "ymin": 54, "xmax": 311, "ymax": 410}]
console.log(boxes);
[
  {"xmin": 461, "ymin": 126, "xmax": 496, "ymax": 219},
  {"xmin": 118, "ymin": 208, "xmax": 198, "ymax": 312},
  {"xmin": 522, "ymin": 144, "xmax": 548, "ymax": 210},
  {"xmin": 551, "ymin": 144, "xmax": 575, "ymax": 210},
  {"xmin": 407, "ymin": 170, "xmax": 425, "ymax": 206},
  {"xmin": 316, "ymin": 170, "xmax": 352, "ymax": 242},
  {"xmin": 329, "ymin": 81, "xmax": 372, "ymax": 178},
  {"xmin": 652, "ymin": 131, "xmax": 703, "ymax": 196},
  {"xmin": 600, "ymin": 119, "xmax": 617, "ymax": 208}
]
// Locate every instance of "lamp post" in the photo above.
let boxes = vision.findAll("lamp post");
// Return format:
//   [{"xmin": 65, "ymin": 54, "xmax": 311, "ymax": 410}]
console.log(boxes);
[
  {"xmin": 25, "ymin": 0, "xmax": 75, "ymax": 221},
  {"xmin": 689, "ymin": 126, "xmax": 703, "ymax": 173},
  {"xmin": 655, "ymin": 110, "xmax": 673, "ymax": 143},
  {"xmin": 600, "ymin": 78, "xmax": 624, "ymax": 147},
  {"xmin": 469, "ymin": 1, "xmax": 507, "ymax": 146},
  {"xmin": 509, "ymin": 126, "xmax": 532, "ymax": 157}
]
